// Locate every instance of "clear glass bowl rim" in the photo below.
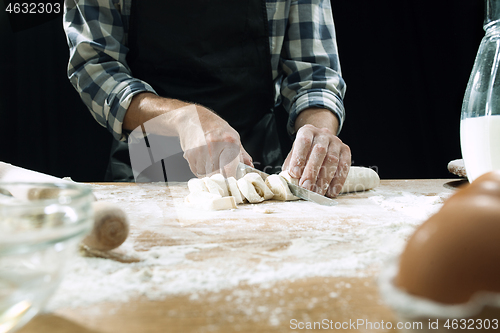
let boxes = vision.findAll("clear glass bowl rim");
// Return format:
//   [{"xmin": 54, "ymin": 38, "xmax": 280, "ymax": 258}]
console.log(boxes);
[{"xmin": 0, "ymin": 181, "xmax": 94, "ymax": 255}]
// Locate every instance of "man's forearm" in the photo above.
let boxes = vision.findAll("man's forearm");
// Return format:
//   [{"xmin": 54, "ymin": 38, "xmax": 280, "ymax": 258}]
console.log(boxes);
[
  {"xmin": 124, "ymin": 92, "xmax": 250, "ymax": 177},
  {"xmin": 123, "ymin": 92, "xmax": 192, "ymax": 135},
  {"xmin": 294, "ymin": 108, "xmax": 340, "ymax": 135}
]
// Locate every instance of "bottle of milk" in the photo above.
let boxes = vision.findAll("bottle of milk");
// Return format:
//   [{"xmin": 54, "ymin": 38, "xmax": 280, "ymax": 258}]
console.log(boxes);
[{"xmin": 461, "ymin": 0, "xmax": 500, "ymax": 182}]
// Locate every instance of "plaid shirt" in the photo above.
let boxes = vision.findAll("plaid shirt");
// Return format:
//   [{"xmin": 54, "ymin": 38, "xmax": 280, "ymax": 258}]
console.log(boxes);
[{"xmin": 63, "ymin": 0, "xmax": 346, "ymax": 141}]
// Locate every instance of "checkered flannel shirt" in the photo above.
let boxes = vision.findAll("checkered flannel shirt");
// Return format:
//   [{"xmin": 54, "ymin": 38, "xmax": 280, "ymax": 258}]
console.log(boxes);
[{"xmin": 63, "ymin": 0, "xmax": 346, "ymax": 141}]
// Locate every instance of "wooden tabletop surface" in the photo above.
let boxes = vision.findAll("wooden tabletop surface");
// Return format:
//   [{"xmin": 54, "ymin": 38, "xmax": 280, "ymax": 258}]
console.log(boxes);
[{"xmin": 18, "ymin": 179, "xmax": 466, "ymax": 333}]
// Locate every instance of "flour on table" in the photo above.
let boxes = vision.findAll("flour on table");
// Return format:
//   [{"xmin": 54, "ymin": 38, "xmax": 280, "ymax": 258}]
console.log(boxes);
[
  {"xmin": 368, "ymin": 190, "xmax": 447, "ymax": 221},
  {"xmin": 45, "ymin": 182, "xmax": 453, "ymax": 318}
]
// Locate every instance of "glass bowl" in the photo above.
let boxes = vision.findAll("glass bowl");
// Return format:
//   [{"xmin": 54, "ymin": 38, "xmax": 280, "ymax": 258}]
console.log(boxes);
[{"xmin": 0, "ymin": 182, "xmax": 94, "ymax": 333}]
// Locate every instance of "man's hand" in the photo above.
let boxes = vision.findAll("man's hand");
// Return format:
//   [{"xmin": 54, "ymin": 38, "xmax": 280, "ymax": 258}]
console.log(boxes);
[
  {"xmin": 177, "ymin": 105, "xmax": 253, "ymax": 178},
  {"xmin": 124, "ymin": 93, "xmax": 252, "ymax": 178},
  {"xmin": 283, "ymin": 108, "xmax": 351, "ymax": 198}
]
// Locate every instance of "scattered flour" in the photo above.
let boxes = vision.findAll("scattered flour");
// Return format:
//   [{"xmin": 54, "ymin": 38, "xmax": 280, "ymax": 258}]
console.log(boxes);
[
  {"xmin": 368, "ymin": 191, "xmax": 445, "ymax": 220},
  {"xmin": 45, "ymin": 182, "xmax": 454, "ymax": 317}
]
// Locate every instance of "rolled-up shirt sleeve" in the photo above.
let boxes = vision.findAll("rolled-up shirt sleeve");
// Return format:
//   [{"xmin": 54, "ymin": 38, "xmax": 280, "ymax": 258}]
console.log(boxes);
[
  {"xmin": 280, "ymin": 0, "xmax": 346, "ymax": 136},
  {"xmin": 63, "ymin": 0, "xmax": 156, "ymax": 141}
]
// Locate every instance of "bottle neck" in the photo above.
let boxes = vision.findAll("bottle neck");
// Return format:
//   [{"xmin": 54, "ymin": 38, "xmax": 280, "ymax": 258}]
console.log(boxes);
[
  {"xmin": 485, "ymin": 0, "xmax": 500, "ymax": 30},
  {"xmin": 485, "ymin": 22, "xmax": 500, "ymax": 36}
]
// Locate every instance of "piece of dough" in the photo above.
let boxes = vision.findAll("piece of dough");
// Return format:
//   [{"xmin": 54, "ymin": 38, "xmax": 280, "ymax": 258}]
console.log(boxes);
[
  {"xmin": 279, "ymin": 167, "xmax": 379, "ymax": 194},
  {"xmin": 279, "ymin": 170, "xmax": 299, "ymax": 186},
  {"xmin": 187, "ymin": 178, "xmax": 209, "ymax": 193},
  {"xmin": 246, "ymin": 173, "xmax": 274, "ymax": 200},
  {"xmin": 211, "ymin": 196, "xmax": 237, "ymax": 210},
  {"xmin": 265, "ymin": 174, "xmax": 299, "ymax": 201},
  {"xmin": 340, "ymin": 166, "xmax": 380, "ymax": 193},
  {"xmin": 202, "ymin": 177, "xmax": 224, "ymax": 196},
  {"xmin": 210, "ymin": 174, "xmax": 230, "ymax": 197},
  {"xmin": 237, "ymin": 176, "xmax": 269, "ymax": 204},
  {"xmin": 239, "ymin": 173, "xmax": 274, "ymax": 202},
  {"xmin": 237, "ymin": 178, "xmax": 264, "ymax": 203},
  {"xmin": 226, "ymin": 177, "xmax": 245, "ymax": 204},
  {"xmin": 252, "ymin": 206, "xmax": 275, "ymax": 214},
  {"xmin": 184, "ymin": 191, "xmax": 237, "ymax": 210}
]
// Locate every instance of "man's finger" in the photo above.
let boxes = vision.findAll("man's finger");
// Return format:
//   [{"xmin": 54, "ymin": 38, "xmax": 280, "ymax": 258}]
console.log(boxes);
[
  {"xmin": 299, "ymin": 135, "xmax": 330, "ymax": 192},
  {"xmin": 240, "ymin": 146, "xmax": 254, "ymax": 167},
  {"xmin": 315, "ymin": 138, "xmax": 341, "ymax": 195},
  {"xmin": 326, "ymin": 144, "xmax": 351, "ymax": 198},
  {"xmin": 220, "ymin": 144, "xmax": 241, "ymax": 178},
  {"xmin": 288, "ymin": 126, "xmax": 314, "ymax": 179},
  {"xmin": 282, "ymin": 151, "xmax": 292, "ymax": 172}
]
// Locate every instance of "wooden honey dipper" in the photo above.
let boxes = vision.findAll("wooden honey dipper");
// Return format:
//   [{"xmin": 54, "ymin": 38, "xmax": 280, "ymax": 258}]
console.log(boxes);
[{"xmin": 83, "ymin": 201, "xmax": 129, "ymax": 251}]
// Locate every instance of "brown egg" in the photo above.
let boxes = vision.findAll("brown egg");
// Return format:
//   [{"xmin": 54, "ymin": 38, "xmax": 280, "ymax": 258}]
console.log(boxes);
[{"xmin": 396, "ymin": 171, "xmax": 500, "ymax": 304}]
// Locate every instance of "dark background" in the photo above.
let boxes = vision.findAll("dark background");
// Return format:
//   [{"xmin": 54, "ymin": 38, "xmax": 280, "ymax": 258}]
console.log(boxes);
[
  {"xmin": 0, "ymin": 1, "xmax": 485, "ymax": 181},
  {"xmin": 331, "ymin": 2, "xmax": 484, "ymax": 179}
]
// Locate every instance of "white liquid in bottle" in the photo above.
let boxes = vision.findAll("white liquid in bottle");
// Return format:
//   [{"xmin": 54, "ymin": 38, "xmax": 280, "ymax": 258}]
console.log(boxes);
[{"xmin": 460, "ymin": 115, "xmax": 500, "ymax": 182}]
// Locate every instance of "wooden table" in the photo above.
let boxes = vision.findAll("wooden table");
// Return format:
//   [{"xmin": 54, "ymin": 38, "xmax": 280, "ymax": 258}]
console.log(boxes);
[{"xmin": 18, "ymin": 179, "xmax": 466, "ymax": 333}]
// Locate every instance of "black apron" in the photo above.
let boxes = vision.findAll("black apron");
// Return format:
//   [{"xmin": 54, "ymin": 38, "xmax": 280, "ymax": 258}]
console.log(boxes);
[{"xmin": 105, "ymin": 0, "xmax": 291, "ymax": 181}]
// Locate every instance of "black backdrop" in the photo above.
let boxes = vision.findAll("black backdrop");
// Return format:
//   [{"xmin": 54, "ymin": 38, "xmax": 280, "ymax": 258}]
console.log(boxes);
[
  {"xmin": 0, "ymin": 2, "xmax": 111, "ymax": 181},
  {"xmin": 331, "ymin": 1, "xmax": 484, "ymax": 179},
  {"xmin": 0, "ymin": 1, "xmax": 485, "ymax": 181}
]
